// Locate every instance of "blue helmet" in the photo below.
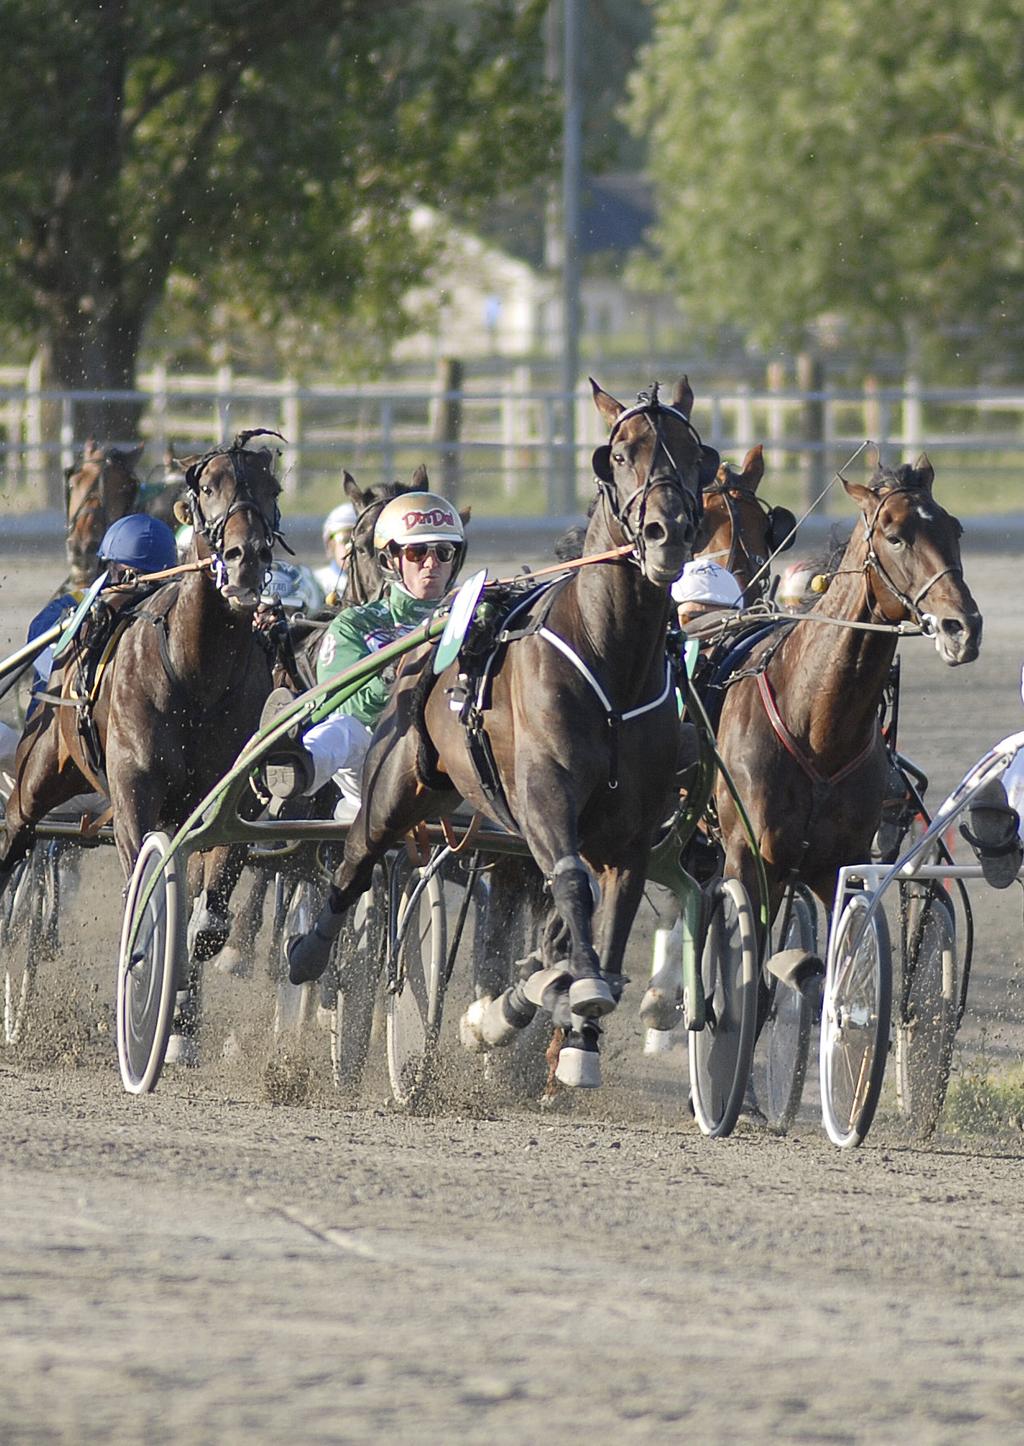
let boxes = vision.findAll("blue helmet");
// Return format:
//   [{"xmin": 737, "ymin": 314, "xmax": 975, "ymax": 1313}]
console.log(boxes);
[{"xmin": 98, "ymin": 514, "xmax": 177, "ymax": 574}]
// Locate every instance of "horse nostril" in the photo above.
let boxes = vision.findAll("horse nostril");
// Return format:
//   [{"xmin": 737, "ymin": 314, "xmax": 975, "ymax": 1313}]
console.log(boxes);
[
  {"xmin": 941, "ymin": 617, "xmax": 965, "ymax": 637},
  {"xmin": 642, "ymin": 519, "xmax": 669, "ymax": 546}
]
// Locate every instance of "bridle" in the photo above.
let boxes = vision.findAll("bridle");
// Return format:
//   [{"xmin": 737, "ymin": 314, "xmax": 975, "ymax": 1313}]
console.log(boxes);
[
  {"xmin": 184, "ymin": 429, "xmax": 290, "ymax": 585},
  {"xmin": 860, "ymin": 485, "xmax": 963, "ymax": 628},
  {"xmin": 698, "ymin": 479, "xmax": 774, "ymax": 601},
  {"xmin": 65, "ymin": 451, "xmax": 140, "ymax": 541},
  {"xmin": 593, "ymin": 384, "xmax": 708, "ymax": 567}
]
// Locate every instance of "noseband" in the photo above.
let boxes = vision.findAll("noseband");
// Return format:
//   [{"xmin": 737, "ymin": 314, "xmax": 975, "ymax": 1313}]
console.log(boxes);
[
  {"xmin": 861, "ymin": 486, "xmax": 963, "ymax": 626},
  {"xmin": 595, "ymin": 386, "xmax": 705, "ymax": 565}
]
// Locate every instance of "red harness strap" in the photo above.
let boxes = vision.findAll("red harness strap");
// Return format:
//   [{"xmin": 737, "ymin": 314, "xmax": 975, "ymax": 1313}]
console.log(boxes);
[{"xmin": 756, "ymin": 670, "xmax": 877, "ymax": 788}]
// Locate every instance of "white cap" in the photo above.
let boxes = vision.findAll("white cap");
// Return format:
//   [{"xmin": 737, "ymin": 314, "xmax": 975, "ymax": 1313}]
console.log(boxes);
[
  {"xmin": 671, "ymin": 558, "xmax": 743, "ymax": 608},
  {"xmin": 323, "ymin": 502, "xmax": 357, "ymax": 541}
]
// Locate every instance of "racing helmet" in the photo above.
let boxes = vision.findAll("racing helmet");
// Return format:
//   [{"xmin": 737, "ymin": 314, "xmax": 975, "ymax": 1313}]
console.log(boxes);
[
  {"xmin": 671, "ymin": 558, "xmax": 743, "ymax": 609},
  {"xmin": 777, "ymin": 558, "xmax": 821, "ymax": 610},
  {"xmin": 373, "ymin": 492, "xmax": 466, "ymax": 582},
  {"xmin": 322, "ymin": 501, "xmax": 357, "ymax": 545},
  {"xmin": 260, "ymin": 561, "xmax": 322, "ymax": 614},
  {"xmin": 98, "ymin": 514, "xmax": 178, "ymax": 574}
]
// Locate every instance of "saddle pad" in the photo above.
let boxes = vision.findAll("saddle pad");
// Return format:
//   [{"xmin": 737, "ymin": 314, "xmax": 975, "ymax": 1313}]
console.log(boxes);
[{"xmin": 700, "ymin": 622, "xmax": 783, "ymax": 731}]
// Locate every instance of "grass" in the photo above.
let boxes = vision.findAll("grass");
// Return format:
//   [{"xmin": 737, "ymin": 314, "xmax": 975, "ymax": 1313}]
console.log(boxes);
[{"xmin": 943, "ymin": 1065, "xmax": 1024, "ymax": 1137}]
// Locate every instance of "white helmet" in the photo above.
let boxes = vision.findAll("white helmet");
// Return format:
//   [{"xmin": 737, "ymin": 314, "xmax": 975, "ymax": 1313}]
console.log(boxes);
[
  {"xmin": 322, "ymin": 502, "xmax": 357, "ymax": 544},
  {"xmin": 261, "ymin": 561, "xmax": 322, "ymax": 614},
  {"xmin": 373, "ymin": 492, "xmax": 466, "ymax": 581},
  {"xmin": 671, "ymin": 558, "xmax": 743, "ymax": 609}
]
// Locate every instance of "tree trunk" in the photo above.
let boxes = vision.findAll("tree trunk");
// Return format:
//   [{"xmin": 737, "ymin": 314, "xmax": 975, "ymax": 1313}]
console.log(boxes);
[{"xmin": 49, "ymin": 306, "xmax": 146, "ymax": 446}]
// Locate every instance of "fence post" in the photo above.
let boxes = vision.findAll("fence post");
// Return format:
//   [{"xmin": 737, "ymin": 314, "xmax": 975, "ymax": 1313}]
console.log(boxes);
[
  {"xmin": 215, "ymin": 364, "xmax": 232, "ymax": 443},
  {"xmin": 543, "ymin": 396, "xmax": 560, "ymax": 514},
  {"xmin": 380, "ymin": 398, "xmax": 395, "ymax": 484},
  {"xmin": 151, "ymin": 362, "xmax": 168, "ymax": 466},
  {"xmin": 432, "ymin": 357, "xmax": 463, "ymax": 504},
  {"xmin": 901, "ymin": 371, "xmax": 923, "ymax": 463},
  {"xmin": 736, "ymin": 382, "xmax": 753, "ymax": 454},
  {"xmin": 766, "ymin": 360, "xmax": 786, "ymax": 473},
  {"xmin": 60, "ymin": 396, "xmax": 75, "ymax": 477},
  {"xmin": 282, "ymin": 378, "xmax": 301, "ymax": 498},
  {"xmin": 796, "ymin": 351, "xmax": 825, "ymax": 509}
]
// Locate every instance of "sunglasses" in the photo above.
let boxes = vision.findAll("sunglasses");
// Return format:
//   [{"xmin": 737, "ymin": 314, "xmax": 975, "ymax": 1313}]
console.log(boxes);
[{"xmin": 399, "ymin": 541, "xmax": 457, "ymax": 564}]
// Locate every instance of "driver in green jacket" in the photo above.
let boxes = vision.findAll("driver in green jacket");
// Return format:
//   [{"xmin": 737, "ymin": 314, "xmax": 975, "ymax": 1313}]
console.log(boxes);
[{"xmin": 261, "ymin": 492, "xmax": 466, "ymax": 807}]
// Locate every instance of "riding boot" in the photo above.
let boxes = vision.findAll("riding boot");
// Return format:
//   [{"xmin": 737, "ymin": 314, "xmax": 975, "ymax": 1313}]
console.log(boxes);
[
  {"xmin": 961, "ymin": 779, "xmax": 1023, "ymax": 889},
  {"xmin": 287, "ymin": 890, "xmax": 346, "ymax": 985},
  {"xmin": 259, "ymin": 687, "xmax": 316, "ymax": 800}
]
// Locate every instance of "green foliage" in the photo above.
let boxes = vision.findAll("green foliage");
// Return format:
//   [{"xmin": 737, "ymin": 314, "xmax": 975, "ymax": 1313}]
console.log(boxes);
[
  {"xmin": 629, "ymin": 0, "xmax": 1024, "ymax": 366},
  {"xmin": 0, "ymin": 0, "xmax": 556, "ymax": 382}
]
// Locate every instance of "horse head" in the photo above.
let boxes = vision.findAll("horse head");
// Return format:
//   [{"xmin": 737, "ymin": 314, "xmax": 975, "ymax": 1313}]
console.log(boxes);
[
  {"xmin": 180, "ymin": 429, "xmax": 284, "ymax": 610},
  {"xmin": 64, "ymin": 439, "xmax": 143, "ymax": 584},
  {"xmin": 341, "ymin": 464, "xmax": 470, "ymax": 605},
  {"xmin": 589, "ymin": 376, "xmax": 716, "ymax": 587},
  {"xmin": 843, "ymin": 454, "xmax": 981, "ymax": 666},
  {"xmin": 696, "ymin": 444, "xmax": 796, "ymax": 601}
]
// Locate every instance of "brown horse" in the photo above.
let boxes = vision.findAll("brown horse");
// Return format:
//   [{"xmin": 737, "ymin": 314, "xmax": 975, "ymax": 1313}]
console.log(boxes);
[
  {"xmin": 64, "ymin": 440, "xmax": 144, "ymax": 586},
  {"xmin": 716, "ymin": 456, "xmax": 981, "ymax": 937},
  {"xmin": 1, "ymin": 434, "xmax": 284, "ymax": 971},
  {"xmin": 287, "ymin": 377, "xmax": 715, "ymax": 1084},
  {"xmin": 697, "ymin": 445, "xmax": 796, "ymax": 603}
]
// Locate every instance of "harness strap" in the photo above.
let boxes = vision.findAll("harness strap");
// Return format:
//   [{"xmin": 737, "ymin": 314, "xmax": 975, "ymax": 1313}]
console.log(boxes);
[{"xmin": 756, "ymin": 670, "xmax": 877, "ymax": 788}]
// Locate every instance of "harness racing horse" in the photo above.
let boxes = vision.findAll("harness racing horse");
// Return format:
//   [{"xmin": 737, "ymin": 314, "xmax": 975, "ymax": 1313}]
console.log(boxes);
[
  {"xmin": 288, "ymin": 377, "xmax": 716, "ymax": 1085},
  {"xmin": 64, "ymin": 440, "xmax": 145, "ymax": 587},
  {"xmin": 698, "ymin": 445, "xmax": 796, "ymax": 603},
  {"xmin": 0, "ymin": 432, "xmax": 285, "ymax": 1008},
  {"xmin": 716, "ymin": 456, "xmax": 981, "ymax": 959}
]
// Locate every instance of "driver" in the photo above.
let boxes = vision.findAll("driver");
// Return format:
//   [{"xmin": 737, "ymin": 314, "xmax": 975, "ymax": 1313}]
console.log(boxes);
[
  {"xmin": 260, "ymin": 492, "xmax": 465, "ymax": 807},
  {"xmin": 315, "ymin": 502, "xmax": 358, "ymax": 604}
]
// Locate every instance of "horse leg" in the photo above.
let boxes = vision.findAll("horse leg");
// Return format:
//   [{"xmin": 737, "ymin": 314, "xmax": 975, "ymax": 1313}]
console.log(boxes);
[
  {"xmin": 287, "ymin": 729, "xmax": 456, "ymax": 986},
  {"xmin": 549, "ymin": 856, "xmax": 648, "ymax": 1089},
  {"xmin": 188, "ymin": 843, "xmax": 248, "ymax": 964},
  {"xmin": 0, "ymin": 719, "xmax": 91, "ymax": 896}
]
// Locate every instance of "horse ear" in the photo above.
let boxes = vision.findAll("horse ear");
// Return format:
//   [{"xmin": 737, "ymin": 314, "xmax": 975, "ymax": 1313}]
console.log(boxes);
[
  {"xmin": 670, "ymin": 375, "xmax": 694, "ymax": 419},
  {"xmin": 459, "ymin": 506, "xmax": 471, "ymax": 526},
  {"xmin": 411, "ymin": 464, "xmax": 429, "ymax": 491},
  {"xmin": 843, "ymin": 477, "xmax": 879, "ymax": 508},
  {"xmin": 865, "ymin": 442, "xmax": 882, "ymax": 473},
  {"xmin": 913, "ymin": 452, "xmax": 935, "ymax": 490},
  {"xmin": 590, "ymin": 377, "xmax": 624, "ymax": 429},
  {"xmin": 739, "ymin": 444, "xmax": 765, "ymax": 490},
  {"xmin": 83, "ymin": 437, "xmax": 100, "ymax": 460},
  {"xmin": 342, "ymin": 470, "xmax": 366, "ymax": 507}
]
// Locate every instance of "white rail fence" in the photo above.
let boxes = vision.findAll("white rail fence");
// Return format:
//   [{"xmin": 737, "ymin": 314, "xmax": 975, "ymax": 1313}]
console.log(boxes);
[{"xmin": 2, "ymin": 359, "xmax": 1024, "ymax": 514}]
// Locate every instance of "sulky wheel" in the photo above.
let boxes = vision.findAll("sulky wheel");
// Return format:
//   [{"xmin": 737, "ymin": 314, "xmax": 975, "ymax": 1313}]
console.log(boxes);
[
  {"xmin": 385, "ymin": 860, "xmax": 448, "ymax": 1108},
  {"xmin": 895, "ymin": 886, "xmax": 958, "ymax": 1139},
  {"xmin": 689, "ymin": 877, "xmax": 759, "ymax": 1138},
  {"xmin": 332, "ymin": 872, "xmax": 385, "ymax": 1091},
  {"xmin": 117, "ymin": 832, "xmax": 186, "ymax": 1095},
  {"xmin": 2, "ymin": 853, "xmax": 43, "ymax": 1046},
  {"xmin": 763, "ymin": 886, "xmax": 818, "ymax": 1132},
  {"xmin": 819, "ymin": 892, "xmax": 892, "ymax": 1148}
]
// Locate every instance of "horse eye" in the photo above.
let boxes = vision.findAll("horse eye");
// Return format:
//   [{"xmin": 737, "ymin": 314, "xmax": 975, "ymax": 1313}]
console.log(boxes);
[
  {"xmin": 612, "ymin": 452, "xmax": 626, "ymax": 465},
  {"xmin": 886, "ymin": 534, "xmax": 904, "ymax": 548},
  {"xmin": 201, "ymin": 484, "xmax": 213, "ymax": 496}
]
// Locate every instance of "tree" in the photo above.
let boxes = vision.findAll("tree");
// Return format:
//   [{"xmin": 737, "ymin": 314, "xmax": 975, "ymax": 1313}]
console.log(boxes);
[
  {"xmin": 628, "ymin": 0, "xmax": 1024, "ymax": 368},
  {"xmin": 1, "ymin": 0, "xmax": 556, "ymax": 438}
]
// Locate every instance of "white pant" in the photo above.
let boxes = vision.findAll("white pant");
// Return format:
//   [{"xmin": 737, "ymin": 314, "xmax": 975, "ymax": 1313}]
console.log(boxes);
[
  {"xmin": 1003, "ymin": 753, "xmax": 1024, "ymax": 839},
  {"xmin": 304, "ymin": 715, "xmax": 372, "ymax": 810}
]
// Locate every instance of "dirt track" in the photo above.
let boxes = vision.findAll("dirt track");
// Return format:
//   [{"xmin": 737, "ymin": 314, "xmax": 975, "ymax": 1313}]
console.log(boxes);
[{"xmin": 2, "ymin": 546, "xmax": 1024, "ymax": 1444}]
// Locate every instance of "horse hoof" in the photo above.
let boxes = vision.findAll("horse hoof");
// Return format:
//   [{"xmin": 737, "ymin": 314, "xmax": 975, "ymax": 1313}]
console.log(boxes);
[
  {"xmin": 287, "ymin": 927, "xmax": 333, "ymax": 986},
  {"xmin": 555, "ymin": 1029, "xmax": 602, "ymax": 1088},
  {"xmin": 639, "ymin": 984, "xmax": 681, "ymax": 1032},
  {"xmin": 165, "ymin": 1032, "xmax": 199, "ymax": 1068},
  {"xmin": 459, "ymin": 997, "xmax": 491, "ymax": 1052},
  {"xmin": 568, "ymin": 975, "xmax": 616, "ymax": 1018}
]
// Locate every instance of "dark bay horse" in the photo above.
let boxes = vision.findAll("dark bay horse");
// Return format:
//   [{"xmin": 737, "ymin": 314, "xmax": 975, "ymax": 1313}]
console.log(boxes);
[
  {"xmin": 64, "ymin": 440, "xmax": 144, "ymax": 586},
  {"xmin": 288, "ymin": 378, "xmax": 715, "ymax": 1082},
  {"xmin": 716, "ymin": 457, "xmax": 981, "ymax": 936},
  {"xmin": 698, "ymin": 445, "xmax": 796, "ymax": 603},
  {"xmin": 1, "ymin": 434, "xmax": 284, "ymax": 959}
]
